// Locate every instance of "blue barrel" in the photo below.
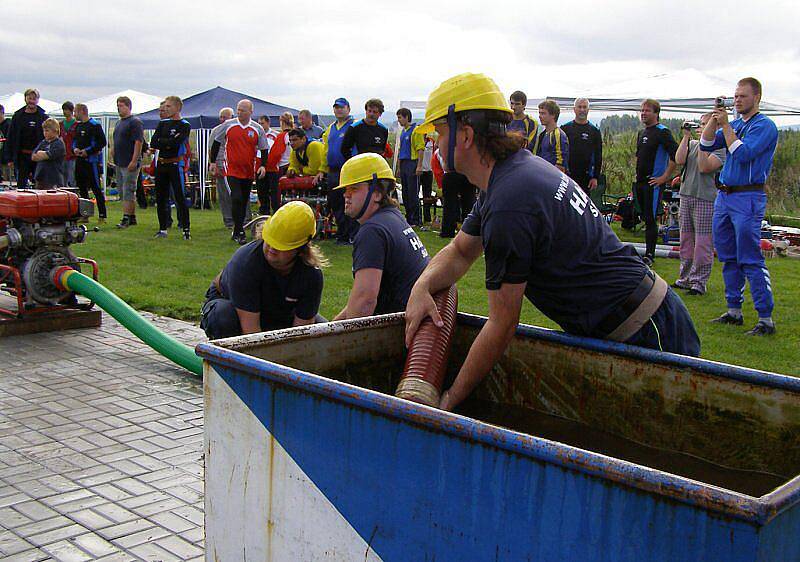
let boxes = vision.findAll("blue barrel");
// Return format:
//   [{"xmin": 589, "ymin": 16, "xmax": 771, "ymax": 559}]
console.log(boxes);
[{"xmin": 197, "ymin": 313, "xmax": 800, "ymax": 561}]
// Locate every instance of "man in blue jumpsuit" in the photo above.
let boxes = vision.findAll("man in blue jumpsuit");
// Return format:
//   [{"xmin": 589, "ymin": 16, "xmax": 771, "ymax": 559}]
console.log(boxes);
[{"xmin": 701, "ymin": 77, "xmax": 778, "ymax": 336}]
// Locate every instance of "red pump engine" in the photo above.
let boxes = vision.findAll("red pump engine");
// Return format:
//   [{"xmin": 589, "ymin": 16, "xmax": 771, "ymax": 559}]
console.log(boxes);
[{"xmin": 0, "ymin": 189, "xmax": 97, "ymax": 316}]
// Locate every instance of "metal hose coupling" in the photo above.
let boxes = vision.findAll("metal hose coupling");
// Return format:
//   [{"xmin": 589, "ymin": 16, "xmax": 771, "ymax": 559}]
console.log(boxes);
[{"xmin": 396, "ymin": 285, "xmax": 458, "ymax": 407}]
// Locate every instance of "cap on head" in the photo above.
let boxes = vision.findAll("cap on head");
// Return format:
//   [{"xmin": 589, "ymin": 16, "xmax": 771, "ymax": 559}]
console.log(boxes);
[
  {"xmin": 262, "ymin": 201, "xmax": 316, "ymax": 251},
  {"xmin": 333, "ymin": 97, "xmax": 350, "ymax": 108},
  {"xmin": 334, "ymin": 153, "xmax": 395, "ymax": 191}
]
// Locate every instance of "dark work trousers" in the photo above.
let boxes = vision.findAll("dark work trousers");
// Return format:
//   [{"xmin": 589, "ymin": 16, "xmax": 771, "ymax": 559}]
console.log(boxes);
[
  {"xmin": 624, "ymin": 287, "xmax": 701, "ymax": 357},
  {"xmin": 201, "ymin": 285, "xmax": 327, "ymax": 339},
  {"xmin": 634, "ymin": 181, "xmax": 664, "ymax": 258},
  {"xmin": 15, "ymin": 154, "xmax": 36, "ymax": 189},
  {"xmin": 75, "ymin": 158, "xmax": 107, "ymax": 217},
  {"xmin": 420, "ymin": 171, "xmax": 434, "ymax": 223},
  {"xmin": 155, "ymin": 163, "xmax": 190, "ymax": 231},
  {"xmin": 399, "ymin": 159, "xmax": 421, "ymax": 226},
  {"xmin": 257, "ymin": 171, "xmax": 280, "ymax": 215},
  {"xmin": 441, "ymin": 172, "xmax": 476, "ymax": 237},
  {"xmin": 327, "ymin": 168, "xmax": 358, "ymax": 242},
  {"xmin": 571, "ymin": 172, "xmax": 591, "ymax": 195},
  {"xmin": 228, "ymin": 176, "xmax": 253, "ymax": 236}
]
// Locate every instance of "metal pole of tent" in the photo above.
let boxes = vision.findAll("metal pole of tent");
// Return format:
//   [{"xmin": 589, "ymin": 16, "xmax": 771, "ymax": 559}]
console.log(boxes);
[{"xmin": 197, "ymin": 129, "xmax": 209, "ymax": 209}]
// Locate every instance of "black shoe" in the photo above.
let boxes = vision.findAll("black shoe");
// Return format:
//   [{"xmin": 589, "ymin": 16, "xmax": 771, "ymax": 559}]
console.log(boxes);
[
  {"xmin": 687, "ymin": 289, "xmax": 703, "ymax": 296},
  {"xmin": 671, "ymin": 282, "xmax": 689, "ymax": 290},
  {"xmin": 128, "ymin": 215, "xmax": 137, "ymax": 225},
  {"xmin": 116, "ymin": 217, "xmax": 130, "ymax": 229},
  {"xmin": 745, "ymin": 321, "xmax": 776, "ymax": 336},
  {"xmin": 711, "ymin": 312, "xmax": 743, "ymax": 325},
  {"xmin": 183, "ymin": 229, "xmax": 191, "ymax": 240},
  {"xmin": 153, "ymin": 230, "xmax": 167, "ymax": 239},
  {"xmin": 234, "ymin": 232, "xmax": 247, "ymax": 245},
  {"xmin": 335, "ymin": 238, "xmax": 352, "ymax": 246},
  {"xmin": 642, "ymin": 255, "xmax": 654, "ymax": 267}
]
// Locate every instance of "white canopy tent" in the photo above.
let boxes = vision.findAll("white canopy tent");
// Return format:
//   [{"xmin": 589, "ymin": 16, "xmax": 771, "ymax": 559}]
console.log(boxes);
[{"xmin": 0, "ymin": 92, "xmax": 61, "ymax": 114}]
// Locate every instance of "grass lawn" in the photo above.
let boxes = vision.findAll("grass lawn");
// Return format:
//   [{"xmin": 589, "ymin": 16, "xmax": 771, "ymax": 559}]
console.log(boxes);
[{"xmin": 77, "ymin": 201, "xmax": 800, "ymax": 376}]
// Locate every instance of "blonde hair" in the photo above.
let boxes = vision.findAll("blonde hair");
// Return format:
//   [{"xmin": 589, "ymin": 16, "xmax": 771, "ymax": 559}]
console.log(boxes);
[
  {"xmin": 280, "ymin": 112, "xmax": 295, "ymax": 130},
  {"xmin": 164, "ymin": 95, "xmax": 183, "ymax": 109},
  {"xmin": 42, "ymin": 118, "xmax": 60, "ymax": 132},
  {"xmin": 299, "ymin": 243, "xmax": 330, "ymax": 268},
  {"xmin": 24, "ymin": 88, "xmax": 40, "ymax": 99}
]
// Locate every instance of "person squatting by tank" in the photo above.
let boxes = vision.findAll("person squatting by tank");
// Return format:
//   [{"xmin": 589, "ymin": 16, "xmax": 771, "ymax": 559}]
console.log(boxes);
[
  {"xmin": 200, "ymin": 201, "xmax": 327, "ymax": 339},
  {"xmin": 405, "ymin": 73, "xmax": 699, "ymax": 412},
  {"xmin": 332, "ymin": 153, "xmax": 429, "ymax": 320},
  {"xmin": 701, "ymin": 77, "xmax": 779, "ymax": 336},
  {"xmin": 149, "ymin": 95, "xmax": 191, "ymax": 240}
]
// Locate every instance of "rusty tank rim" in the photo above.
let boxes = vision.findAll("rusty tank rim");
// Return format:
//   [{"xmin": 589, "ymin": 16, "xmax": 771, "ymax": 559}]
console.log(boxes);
[{"xmin": 196, "ymin": 312, "xmax": 800, "ymax": 526}]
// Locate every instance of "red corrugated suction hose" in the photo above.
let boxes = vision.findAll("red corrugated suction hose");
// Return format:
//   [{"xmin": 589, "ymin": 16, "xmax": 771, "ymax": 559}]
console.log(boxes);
[{"xmin": 396, "ymin": 285, "xmax": 458, "ymax": 407}]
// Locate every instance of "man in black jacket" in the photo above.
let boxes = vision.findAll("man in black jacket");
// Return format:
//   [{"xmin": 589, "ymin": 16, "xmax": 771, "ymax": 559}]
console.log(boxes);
[
  {"xmin": 149, "ymin": 96, "xmax": 192, "ymax": 239},
  {"xmin": 5, "ymin": 89, "xmax": 48, "ymax": 188},
  {"xmin": 73, "ymin": 103, "xmax": 108, "ymax": 220},
  {"xmin": 340, "ymin": 99, "xmax": 389, "ymax": 160}
]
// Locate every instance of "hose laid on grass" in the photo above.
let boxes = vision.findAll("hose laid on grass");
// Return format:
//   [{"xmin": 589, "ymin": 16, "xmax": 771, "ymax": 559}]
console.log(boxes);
[{"xmin": 53, "ymin": 267, "xmax": 203, "ymax": 376}]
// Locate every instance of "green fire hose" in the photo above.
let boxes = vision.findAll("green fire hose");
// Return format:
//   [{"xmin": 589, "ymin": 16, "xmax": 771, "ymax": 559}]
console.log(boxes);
[{"xmin": 54, "ymin": 267, "xmax": 203, "ymax": 376}]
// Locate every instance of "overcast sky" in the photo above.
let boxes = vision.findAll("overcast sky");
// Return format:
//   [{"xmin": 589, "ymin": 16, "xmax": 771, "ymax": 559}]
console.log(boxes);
[{"xmin": 3, "ymin": 0, "xmax": 799, "ymax": 117}]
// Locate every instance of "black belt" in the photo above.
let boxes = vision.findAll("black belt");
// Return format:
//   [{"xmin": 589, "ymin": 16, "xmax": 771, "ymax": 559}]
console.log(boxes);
[
  {"xmin": 719, "ymin": 184, "xmax": 764, "ymax": 193},
  {"xmin": 596, "ymin": 270, "xmax": 656, "ymax": 337}
]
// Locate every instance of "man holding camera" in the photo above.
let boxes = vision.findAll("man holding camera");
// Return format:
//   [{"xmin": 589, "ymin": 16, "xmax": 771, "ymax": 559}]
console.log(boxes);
[
  {"xmin": 674, "ymin": 114, "xmax": 726, "ymax": 295},
  {"xmin": 701, "ymin": 77, "xmax": 778, "ymax": 336}
]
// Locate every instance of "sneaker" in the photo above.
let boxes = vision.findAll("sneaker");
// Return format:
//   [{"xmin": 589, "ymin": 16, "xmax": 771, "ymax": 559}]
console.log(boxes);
[
  {"xmin": 153, "ymin": 230, "xmax": 168, "ymax": 239},
  {"xmin": 335, "ymin": 238, "xmax": 352, "ymax": 246},
  {"xmin": 711, "ymin": 312, "xmax": 743, "ymax": 325},
  {"xmin": 745, "ymin": 321, "xmax": 776, "ymax": 336},
  {"xmin": 97, "ymin": 216, "xmax": 107, "ymax": 225},
  {"xmin": 116, "ymin": 217, "xmax": 130, "ymax": 229},
  {"xmin": 671, "ymin": 282, "xmax": 689, "ymax": 290},
  {"xmin": 235, "ymin": 233, "xmax": 247, "ymax": 245},
  {"xmin": 687, "ymin": 289, "xmax": 703, "ymax": 296},
  {"xmin": 182, "ymin": 229, "xmax": 191, "ymax": 240},
  {"xmin": 642, "ymin": 255, "xmax": 654, "ymax": 267}
]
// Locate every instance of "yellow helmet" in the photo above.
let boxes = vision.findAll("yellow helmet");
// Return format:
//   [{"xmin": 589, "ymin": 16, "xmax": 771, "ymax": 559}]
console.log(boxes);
[
  {"xmin": 419, "ymin": 72, "xmax": 512, "ymax": 133},
  {"xmin": 334, "ymin": 153, "xmax": 395, "ymax": 191},
  {"xmin": 263, "ymin": 201, "xmax": 316, "ymax": 251}
]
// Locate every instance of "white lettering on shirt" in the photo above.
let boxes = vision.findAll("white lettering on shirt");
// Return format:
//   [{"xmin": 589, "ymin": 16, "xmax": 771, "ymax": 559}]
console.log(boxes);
[{"xmin": 554, "ymin": 174, "xmax": 569, "ymax": 201}]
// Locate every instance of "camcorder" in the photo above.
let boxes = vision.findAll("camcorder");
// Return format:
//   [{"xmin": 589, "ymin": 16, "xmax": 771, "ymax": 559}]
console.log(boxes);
[
  {"xmin": 715, "ymin": 96, "xmax": 735, "ymax": 109},
  {"xmin": 682, "ymin": 121, "xmax": 701, "ymax": 130}
]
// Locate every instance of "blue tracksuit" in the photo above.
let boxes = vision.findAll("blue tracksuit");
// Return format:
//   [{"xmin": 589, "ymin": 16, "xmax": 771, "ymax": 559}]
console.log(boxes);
[{"xmin": 700, "ymin": 113, "xmax": 778, "ymax": 315}]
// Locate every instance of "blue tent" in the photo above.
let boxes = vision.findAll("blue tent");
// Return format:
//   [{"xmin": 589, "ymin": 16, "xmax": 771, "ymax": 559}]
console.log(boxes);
[{"xmin": 138, "ymin": 85, "xmax": 313, "ymax": 129}]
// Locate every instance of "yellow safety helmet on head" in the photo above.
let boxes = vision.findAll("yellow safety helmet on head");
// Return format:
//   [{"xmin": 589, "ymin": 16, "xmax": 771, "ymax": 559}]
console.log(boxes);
[
  {"xmin": 419, "ymin": 72, "xmax": 512, "ymax": 133},
  {"xmin": 334, "ymin": 153, "xmax": 395, "ymax": 191},
  {"xmin": 263, "ymin": 201, "xmax": 316, "ymax": 251},
  {"xmin": 334, "ymin": 153, "xmax": 396, "ymax": 220}
]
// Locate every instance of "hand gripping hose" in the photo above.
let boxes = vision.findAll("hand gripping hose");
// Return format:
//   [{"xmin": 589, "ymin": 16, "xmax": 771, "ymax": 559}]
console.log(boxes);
[
  {"xmin": 52, "ymin": 267, "xmax": 203, "ymax": 376},
  {"xmin": 395, "ymin": 285, "xmax": 458, "ymax": 407}
]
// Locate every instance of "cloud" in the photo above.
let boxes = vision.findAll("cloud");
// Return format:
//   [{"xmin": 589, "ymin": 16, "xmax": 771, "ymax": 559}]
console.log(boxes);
[{"xmin": 2, "ymin": 0, "xmax": 798, "ymax": 115}]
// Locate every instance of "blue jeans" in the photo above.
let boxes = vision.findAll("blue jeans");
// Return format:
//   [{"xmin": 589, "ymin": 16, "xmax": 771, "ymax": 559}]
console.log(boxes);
[
  {"xmin": 712, "ymin": 190, "xmax": 773, "ymax": 316},
  {"xmin": 399, "ymin": 159, "xmax": 421, "ymax": 226}
]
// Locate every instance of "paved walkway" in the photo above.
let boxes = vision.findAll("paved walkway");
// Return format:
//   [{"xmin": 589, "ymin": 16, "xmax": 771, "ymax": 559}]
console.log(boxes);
[{"xmin": 0, "ymin": 312, "xmax": 206, "ymax": 561}]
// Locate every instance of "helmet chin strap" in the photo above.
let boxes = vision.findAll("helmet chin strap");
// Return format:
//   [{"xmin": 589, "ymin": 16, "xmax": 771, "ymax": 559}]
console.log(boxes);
[
  {"xmin": 353, "ymin": 173, "xmax": 378, "ymax": 221},
  {"xmin": 446, "ymin": 104, "xmax": 457, "ymax": 173}
]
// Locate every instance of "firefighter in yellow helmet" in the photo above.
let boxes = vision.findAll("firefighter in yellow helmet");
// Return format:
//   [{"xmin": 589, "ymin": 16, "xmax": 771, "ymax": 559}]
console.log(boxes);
[
  {"xmin": 332, "ymin": 153, "xmax": 430, "ymax": 320},
  {"xmin": 405, "ymin": 73, "xmax": 700, "ymax": 411},
  {"xmin": 200, "ymin": 201, "xmax": 328, "ymax": 339}
]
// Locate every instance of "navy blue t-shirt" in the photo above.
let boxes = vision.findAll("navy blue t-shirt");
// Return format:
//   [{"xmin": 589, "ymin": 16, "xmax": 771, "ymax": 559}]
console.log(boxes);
[
  {"xmin": 461, "ymin": 149, "xmax": 647, "ymax": 337},
  {"xmin": 216, "ymin": 240, "xmax": 323, "ymax": 330},
  {"xmin": 352, "ymin": 207, "xmax": 429, "ymax": 314}
]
